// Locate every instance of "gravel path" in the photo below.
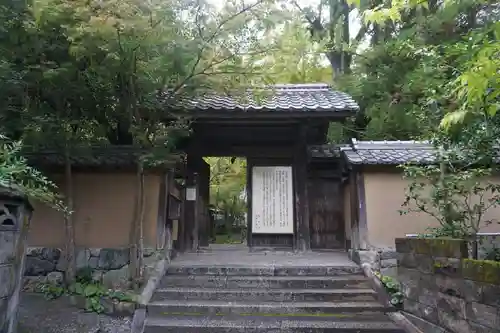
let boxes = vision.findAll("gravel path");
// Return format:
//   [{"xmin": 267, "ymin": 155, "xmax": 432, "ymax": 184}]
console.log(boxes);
[{"xmin": 17, "ymin": 293, "xmax": 132, "ymax": 333}]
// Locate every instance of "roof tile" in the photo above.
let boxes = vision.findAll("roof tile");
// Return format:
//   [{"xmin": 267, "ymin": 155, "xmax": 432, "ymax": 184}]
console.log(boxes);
[{"xmin": 166, "ymin": 84, "xmax": 359, "ymax": 112}]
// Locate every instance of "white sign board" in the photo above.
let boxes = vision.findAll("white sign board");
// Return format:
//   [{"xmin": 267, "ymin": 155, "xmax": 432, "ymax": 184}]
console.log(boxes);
[
  {"xmin": 186, "ymin": 187, "xmax": 197, "ymax": 201},
  {"xmin": 251, "ymin": 166, "xmax": 294, "ymax": 234}
]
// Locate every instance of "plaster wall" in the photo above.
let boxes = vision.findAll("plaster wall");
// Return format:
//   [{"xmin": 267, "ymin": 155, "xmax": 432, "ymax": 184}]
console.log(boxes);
[
  {"xmin": 362, "ymin": 171, "xmax": 500, "ymax": 249},
  {"xmin": 28, "ymin": 172, "xmax": 162, "ymax": 248}
]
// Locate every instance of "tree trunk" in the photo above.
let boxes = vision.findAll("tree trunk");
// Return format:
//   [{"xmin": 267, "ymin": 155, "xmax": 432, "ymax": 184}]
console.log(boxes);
[{"xmin": 64, "ymin": 144, "xmax": 76, "ymax": 285}]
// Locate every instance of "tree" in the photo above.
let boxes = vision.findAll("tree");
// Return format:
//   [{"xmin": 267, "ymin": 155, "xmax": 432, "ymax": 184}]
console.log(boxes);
[
  {"xmin": 1, "ymin": 0, "xmax": 288, "ymax": 285},
  {"xmin": 207, "ymin": 157, "xmax": 247, "ymax": 241},
  {"xmin": 401, "ymin": 152, "xmax": 500, "ymax": 259},
  {"xmin": 319, "ymin": 0, "xmax": 499, "ymax": 142},
  {"xmin": 254, "ymin": 17, "xmax": 333, "ymax": 83},
  {"xmin": 0, "ymin": 135, "xmax": 66, "ymax": 212}
]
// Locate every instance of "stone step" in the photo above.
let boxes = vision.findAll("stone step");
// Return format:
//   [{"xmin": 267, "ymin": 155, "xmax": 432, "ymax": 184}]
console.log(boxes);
[
  {"xmin": 144, "ymin": 316, "xmax": 405, "ymax": 333},
  {"xmin": 147, "ymin": 300, "xmax": 394, "ymax": 317},
  {"xmin": 160, "ymin": 274, "xmax": 371, "ymax": 289},
  {"xmin": 166, "ymin": 265, "xmax": 363, "ymax": 276},
  {"xmin": 151, "ymin": 287, "xmax": 378, "ymax": 302}
]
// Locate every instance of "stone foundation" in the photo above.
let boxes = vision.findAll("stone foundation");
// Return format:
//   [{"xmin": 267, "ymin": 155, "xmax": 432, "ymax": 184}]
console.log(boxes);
[
  {"xmin": 396, "ymin": 237, "xmax": 500, "ymax": 333},
  {"xmin": 348, "ymin": 248, "xmax": 398, "ymax": 277},
  {"xmin": 24, "ymin": 247, "xmax": 160, "ymax": 289}
]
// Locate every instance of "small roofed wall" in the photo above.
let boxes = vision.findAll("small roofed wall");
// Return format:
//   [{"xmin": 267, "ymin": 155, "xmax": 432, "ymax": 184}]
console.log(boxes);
[
  {"xmin": 362, "ymin": 168, "xmax": 500, "ymax": 249},
  {"xmin": 28, "ymin": 171, "xmax": 162, "ymax": 248}
]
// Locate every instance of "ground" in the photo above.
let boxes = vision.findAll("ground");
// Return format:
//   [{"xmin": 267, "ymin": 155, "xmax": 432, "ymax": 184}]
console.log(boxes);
[
  {"xmin": 178, "ymin": 244, "xmax": 357, "ymax": 267},
  {"xmin": 17, "ymin": 293, "xmax": 131, "ymax": 333}
]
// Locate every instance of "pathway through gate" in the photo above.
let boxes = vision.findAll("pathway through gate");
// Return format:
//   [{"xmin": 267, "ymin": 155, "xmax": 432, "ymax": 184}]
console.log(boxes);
[{"xmin": 141, "ymin": 246, "xmax": 406, "ymax": 332}]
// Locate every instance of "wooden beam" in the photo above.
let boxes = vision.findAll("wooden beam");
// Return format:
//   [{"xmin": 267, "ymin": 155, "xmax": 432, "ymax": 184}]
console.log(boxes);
[
  {"xmin": 196, "ymin": 145, "xmax": 296, "ymax": 158},
  {"xmin": 293, "ymin": 123, "xmax": 311, "ymax": 252}
]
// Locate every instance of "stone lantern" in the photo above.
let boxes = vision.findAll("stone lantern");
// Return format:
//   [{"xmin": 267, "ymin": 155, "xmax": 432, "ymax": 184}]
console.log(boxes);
[{"xmin": 0, "ymin": 186, "xmax": 33, "ymax": 333}]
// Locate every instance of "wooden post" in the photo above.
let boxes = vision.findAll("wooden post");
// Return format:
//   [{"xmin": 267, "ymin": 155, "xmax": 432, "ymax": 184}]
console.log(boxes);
[
  {"xmin": 246, "ymin": 159, "xmax": 253, "ymax": 248},
  {"xmin": 294, "ymin": 123, "xmax": 311, "ymax": 252},
  {"xmin": 192, "ymin": 172, "xmax": 200, "ymax": 252}
]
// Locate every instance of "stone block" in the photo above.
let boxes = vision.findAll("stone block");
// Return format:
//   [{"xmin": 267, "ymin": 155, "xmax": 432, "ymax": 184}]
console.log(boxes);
[
  {"xmin": 24, "ymin": 257, "xmax": 55, "ymax": 276},
  {"xmin": 404, "ymin": 298, "xmax": 439, "ymax": 324},
  {"xmin": 417, "ymin": 288, "xmax": 438, "ymax": 307},
  {"xmin": 40, "ymin": 248, "xmax": 61, "ymax": 262},
  {"xmin": 438, "ymin": 312, "xmax": 472, "ymax": 333},
  {"xmin": 88, "ymin": 256, "xmax": 99, "ymax": 269},
  {"xmin": 481, "ymin": 283, "xmax": 500, "ymax": 307},
  {"xmin": 436, "ymin": 292, "xmax": 466, "ymax": 319},
  {"xmin": 75, "ymin": 248, "xmax": 90, "ymax": 269},
  {"xmin": 102, "ymin": 265, "xmax": 130, "ymax": 289},
  {"xmin": 92, "ymin": 270, "xmax": 103, "ymax": 283},
  {"xmin": 400, "ymin": 238, "xmax": 468, "ymax": 258},
  {"xmin": 468, "ymin": 321, "xmax": 497, "ymax": 333},
  {"xmin": 100, "ymin": 297, "xmax": 116, "ymax": 315},
  {"xmin": 89, "ymin": 248, "xmax": 101, "ymax": 257},
  {"xmin": 143, "ymin": 247, "xmax": 155, "ymax": 257},
  {"xmin": 395, "ymin": 238, "xmax": 412, "ymax": 253},
  {"xmin": 380, "ymin": 250, "xmax": 398, "ymax": 260},
  {"xmin": 461, "ymin": 279, "xmax": 484, "ymax": 303},
  {"xmin": 415, "ymin": 254, "xmax": 434, "ymax": 273},
  {"xmin": 46, "ymin": 271, "xmax": 63, "ymax": 285},
  {"xmin": 0, "ymin": 265, "xmax": 14, "ymax": 298},
  {"xmin": 428, "ymin": 239, "xmax": 468, "ymax": 258},
  {"xmin": 402, "ymin": 311, "xmax": 448, "ymax": 333},
  {"xmin": 462, "ymin": 259, "xmax": 500, "ymax": 284},
  {"xmin": 466, "ymin": 301, "xmax": 500, "ymax": 329},
  {"xmin": 114, "ymin": 301, "xmax": 136, "ymax": 316},
  {"xmin": 356, "ymin": 250, "xmax": 380, "ymax": 269},
  {"xmin": 0, "ymin": 231, "xmax": 15, "ymax": 265},
  {"xmin": 434, "ymin": 275, "xmax": 470, "ymax": 299},
  {"xmin": 433, "ymin": 257, "xmax": 462, "ymax": 278},
  {"xmin": 98, "ymin": 248, "xmax": 130, "ymax": 270},
  {"xmin": 398, "ymin": 252, "xmax": 418, "ymax": 269},
  {"xmin": 0, "ymin": 297, "xmax": 8, "ymax": 331}
]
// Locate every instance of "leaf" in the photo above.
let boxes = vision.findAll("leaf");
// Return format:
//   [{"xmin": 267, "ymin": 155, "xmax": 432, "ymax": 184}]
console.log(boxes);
[{"xmin": 84, "ymin": 284, "xmax": 99, "ymax": 297}]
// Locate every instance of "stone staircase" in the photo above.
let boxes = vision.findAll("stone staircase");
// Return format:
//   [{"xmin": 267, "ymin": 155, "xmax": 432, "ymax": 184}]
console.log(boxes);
[{"xmin": 143, "ymin": 262, "xmax": 405, "ymax": 332}]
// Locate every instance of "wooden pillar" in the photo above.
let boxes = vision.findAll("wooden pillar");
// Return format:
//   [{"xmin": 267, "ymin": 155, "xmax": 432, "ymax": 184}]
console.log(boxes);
[
  {"xmin": 246, "ymin": 159, "xmax": 254, "ymax": 248},
  {"xmin": 294, "ymin": 123, "xmax": 311, "ymax": 252},
  {"xmin": 192, "ymin": 172, "xmax": 200, "ymax": 251},
  {"xmin": 199, "ymin": 160, "xmax": 210, "ymax": 247}
]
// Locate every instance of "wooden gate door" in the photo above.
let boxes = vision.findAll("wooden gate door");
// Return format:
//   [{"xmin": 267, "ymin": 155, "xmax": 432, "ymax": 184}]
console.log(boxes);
[{"xmin": 308, "ymin": 177, "xmax": 345, "ymax": 249}]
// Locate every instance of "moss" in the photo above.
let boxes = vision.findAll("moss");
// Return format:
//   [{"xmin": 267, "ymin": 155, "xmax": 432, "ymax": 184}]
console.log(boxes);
[
  {"xmin": 462, "ymin": 259, "xmax": 500, "ymax": 284},
  {"xmin": 408, "ymin": 238, "xmax": 467, "ymax": 258}
]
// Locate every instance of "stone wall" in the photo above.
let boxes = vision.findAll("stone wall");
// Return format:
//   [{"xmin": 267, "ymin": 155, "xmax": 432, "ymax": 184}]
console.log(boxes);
[
  {"xmin": 396, "ymin": 237, "xmax": 500, "ymax": 333},
  {"xmin": 24, "ymin": 247, "xmax": 160, "ymax": 289},
  {"xmin": 406, "ymin": 233, "xmax": 500, "ymax": 260},
  {"xmin": 348, "ymin": 249, "xmax": 398, "ymax": 277}
]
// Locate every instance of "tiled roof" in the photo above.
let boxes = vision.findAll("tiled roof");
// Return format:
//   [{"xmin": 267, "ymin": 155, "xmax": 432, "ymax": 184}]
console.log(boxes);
[
  {"xmin": 24, "ymin": 146, "xmax": 182, "ymax": 169},
  {"xmin": 308, "ymin": 144, "xmax": 350, "ymax": 158},
  {"xmin": 166, "ymin": 84, "xmax": 359, "ymax": 112},
  {"xmin": 341, "ymin": 140, "xmax": 436, "ymax": 165}
]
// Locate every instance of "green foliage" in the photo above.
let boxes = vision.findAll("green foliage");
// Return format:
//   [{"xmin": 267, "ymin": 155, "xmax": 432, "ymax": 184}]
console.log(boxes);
[
  {"xmin": 39, "ymin": 274, "xmax": 136, "ymax": 314},
  {"xmin": 75, "ymin": 267, "xmax": 93, "ymax": 284},
  {"xmin": 0, "ymin": 135, "xmax": 67, "ymax": 211},
  {"xmin": 485, "ymin": 248, "xmax": 500, "ymax": 262},
  {"xmin": 373, "ymin": 271, "xmax": 404, "ymax": 307},
  {"xmin": 401, "ymin": 141, "xmax": 500, "ymax": 239},
  {"xmin": 38, "ymin": 283, "xmax": 64, "ymax": 300},
  {"xmin": 207, "ymin": 157, "xmax": 247, "ymax": 229}
]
